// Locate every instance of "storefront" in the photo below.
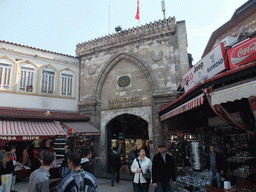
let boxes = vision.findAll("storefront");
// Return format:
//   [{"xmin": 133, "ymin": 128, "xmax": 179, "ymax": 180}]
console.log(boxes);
[
  {"xmin": 0, "ymin": 107, "xmax": 90, "ymax": 179},
  {"xmin": 159, "ymin": 36, "xmax": 256, "ymax": 191},
  {"xmin": 62, "ymin": 121, "xmax": 100, "ymax": 155}
]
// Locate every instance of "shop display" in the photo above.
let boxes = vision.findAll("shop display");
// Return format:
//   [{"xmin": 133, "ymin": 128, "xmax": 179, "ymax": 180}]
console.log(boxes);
[{"xmin": 190, "ymin": 142, "xmax": 202, "ymax": 170}]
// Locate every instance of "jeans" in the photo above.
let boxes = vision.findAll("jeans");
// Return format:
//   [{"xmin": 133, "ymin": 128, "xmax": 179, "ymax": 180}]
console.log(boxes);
[
  {"xmin": 210, "ymin": 170, "xmax": 221, "ymax": 188},
  {"xmin": 111, "ymin": 170, "xmax": 120, "ymax": 184},
  {"xmin": 155, "ymin": 181, "xmax": 171, "ymax": 192},
  {"xmin": 61, "ymin": 166, "xmax": 70, "ymax": 178},
  {"xmin": 0, "ymin": 174, "xmax": 13, "ymax": 192},
  {"xmin": 134, "ymin": 183, "xmax": 149, "ymax": 192}
]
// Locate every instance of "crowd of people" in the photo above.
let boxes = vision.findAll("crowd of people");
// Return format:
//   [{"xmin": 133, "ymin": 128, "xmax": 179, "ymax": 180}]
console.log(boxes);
[{"xmin": 0, "ymin": 139, "xmax": 228, "ymax": 192}]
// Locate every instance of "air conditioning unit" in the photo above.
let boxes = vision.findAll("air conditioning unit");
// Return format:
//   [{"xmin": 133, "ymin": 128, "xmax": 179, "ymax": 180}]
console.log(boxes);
[{"xmin": 215, "ymin": 36, "xmax": 237, "ymax": 48}]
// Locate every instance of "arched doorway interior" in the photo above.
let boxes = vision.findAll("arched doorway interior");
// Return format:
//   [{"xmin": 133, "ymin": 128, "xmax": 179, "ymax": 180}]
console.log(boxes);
[{"xmin": 107, "ymin": 114, "xmax": 149, "ymax": 171}]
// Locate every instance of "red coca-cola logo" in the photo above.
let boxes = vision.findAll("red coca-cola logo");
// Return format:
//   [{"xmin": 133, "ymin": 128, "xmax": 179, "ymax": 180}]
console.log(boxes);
[
  {"xmin": 237, "ymin": 42, "xmax": 256, "ymax": 57},
  {"xmin": 230, "ymin": 37, "xmax": 256, "ymax": 65}
]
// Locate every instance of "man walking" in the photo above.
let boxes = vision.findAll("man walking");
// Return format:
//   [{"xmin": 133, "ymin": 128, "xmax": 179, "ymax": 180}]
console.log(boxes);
[
  {"xmin": 61, "ymin": 145, "xmax": 70, "ymax": 178},
  {"xmin": 55, "ymin": 152, "xmax": 98, "ymax": 192},
  {"xmin": 81, "ymin": 149, "xmax": 93, "ymax": 174},
  {"xmin": 152, "ymin": 143, "xmax": 176, "ymax": 192},
  {"xmin": 207, "ymin": 145, "xmax": 226, "ymax": 188},
  {"xmin": 128, "ymin": 142, "xmax": 138, "ymax": 191},
  {"xmin": 109, "ymin": 146, "xmax": 121, "ymax": 186},
  {"xmin": 28, "ymin": 152, "xmax": 54, "ymax": 192}
]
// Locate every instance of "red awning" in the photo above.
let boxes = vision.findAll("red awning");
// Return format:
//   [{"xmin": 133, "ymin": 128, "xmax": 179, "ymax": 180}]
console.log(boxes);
[
  {"xmin": 0, "ymin": 120, "xmax": 67, "ymax": 142},
  {"xmin": 63, "ymin": 122, "xmax": 100, "ymax": 136},
  {"xmin": 160, "ymin": 93, "xmax": 204, "ymax": 121}
]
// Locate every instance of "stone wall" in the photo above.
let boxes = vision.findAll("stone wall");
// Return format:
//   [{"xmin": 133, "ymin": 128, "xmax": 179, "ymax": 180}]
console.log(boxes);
[{"xmin": 77, "ymin": 17, "xmax": 189, "ymax": 175}]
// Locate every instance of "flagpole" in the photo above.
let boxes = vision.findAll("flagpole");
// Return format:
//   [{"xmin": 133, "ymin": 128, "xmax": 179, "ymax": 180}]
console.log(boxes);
[{"xmin": 109, "ymin": 5, "xmax": 110, "ymax": 34}]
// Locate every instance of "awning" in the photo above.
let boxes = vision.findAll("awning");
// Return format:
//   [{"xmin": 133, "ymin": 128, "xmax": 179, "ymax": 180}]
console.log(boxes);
[
  {"xmin": 160, "ymin": 93, "xmax": 204, "ymax": 121},
  {"xmin": 0, "ymin": 120, "xmax": 67, "ymax": 141},
  {"xmin": 210, "ymin": 80, "xmax": 256, "ymax": 106},
  {"xmin": 63, "ymin": 122, "xmax": 100, "ymax": 136}
]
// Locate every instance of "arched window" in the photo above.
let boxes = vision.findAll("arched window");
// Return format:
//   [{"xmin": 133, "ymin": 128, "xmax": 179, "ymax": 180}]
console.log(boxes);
[
  {"xmin": 18, "ymin": 63, "xmax": 36, "ymax": 92},
  {"xmin": 60, "ymin": 70, "xmax": 74, "ymax": 96},
  {"xmin": 41, "ymin": 67, "xmax": 55, "ymax": 94},
  {"xmin": 0, "ymin": 59, "xmax": 14, "ymax": 90}
]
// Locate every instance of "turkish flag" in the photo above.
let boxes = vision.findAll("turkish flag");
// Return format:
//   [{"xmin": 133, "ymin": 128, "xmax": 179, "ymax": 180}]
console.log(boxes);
[{"xmin": 135, "ymin": 0, "xmax": 140, "ymax": 20}]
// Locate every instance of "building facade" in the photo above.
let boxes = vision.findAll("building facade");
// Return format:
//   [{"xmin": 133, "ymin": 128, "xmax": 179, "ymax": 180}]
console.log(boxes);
[
  {"xmin": 76, "ymin": 17, "xmax": 190, "ymax": 175},
  {"xmin": 0, "ymin": 41, "xmax": 79, "ymax": 111}
]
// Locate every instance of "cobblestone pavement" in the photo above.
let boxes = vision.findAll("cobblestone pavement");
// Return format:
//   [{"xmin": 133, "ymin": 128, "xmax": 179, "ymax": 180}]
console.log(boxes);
[{"xmin": 14, "ymin": 177, "xmax": 155, "ymax": 192}]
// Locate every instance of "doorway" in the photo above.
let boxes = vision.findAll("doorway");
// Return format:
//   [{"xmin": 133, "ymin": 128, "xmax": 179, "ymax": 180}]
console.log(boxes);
[{"xmin": 107, "ymin": 114, "xmax": 149, "ymax": 176}]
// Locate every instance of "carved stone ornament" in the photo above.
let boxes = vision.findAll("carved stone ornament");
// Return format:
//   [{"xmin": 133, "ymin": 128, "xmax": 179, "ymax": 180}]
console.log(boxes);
[
  {"xmin": 151, "ymin": 50, "xmax": 163, "ymax": 62},
  {"xmin": 88, "ymin": 66, "xmax": 97, "ymax": 75}
]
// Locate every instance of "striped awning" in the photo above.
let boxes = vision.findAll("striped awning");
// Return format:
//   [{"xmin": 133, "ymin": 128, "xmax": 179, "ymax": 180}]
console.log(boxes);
[
  {"xmin": 0, "ymin": 120, "xmax": 67, "ymax": 141},
  {"xmin": 160, "ymin": 93, "xmax": 205, "ymax": 121}
]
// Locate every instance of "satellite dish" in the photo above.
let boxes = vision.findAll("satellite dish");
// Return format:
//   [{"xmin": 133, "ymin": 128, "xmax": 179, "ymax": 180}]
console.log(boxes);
[{"xmin": 115, "ymin": 26, "xmax": 122, "ymax": 32}]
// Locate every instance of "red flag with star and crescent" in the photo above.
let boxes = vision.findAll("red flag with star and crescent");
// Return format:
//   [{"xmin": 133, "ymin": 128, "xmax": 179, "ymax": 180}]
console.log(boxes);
[{"xmin": 135, "ymin": 0, "xmax": 140, "ymax": 20}]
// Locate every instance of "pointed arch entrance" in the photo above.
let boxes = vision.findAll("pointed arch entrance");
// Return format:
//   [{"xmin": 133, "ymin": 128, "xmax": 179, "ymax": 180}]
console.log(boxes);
[
  {"xmin": 100, "ymin": 106, "xmax": 153, "ymax": 176},
  {"xmin": 107, "ymin": 114, "xmax": 149, "ymax": 164}
]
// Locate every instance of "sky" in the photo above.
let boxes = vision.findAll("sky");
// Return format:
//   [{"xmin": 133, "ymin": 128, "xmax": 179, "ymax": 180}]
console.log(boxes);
[{"xmin": 0, "ymin": 0, "xmax": 247, "ymax": 64}]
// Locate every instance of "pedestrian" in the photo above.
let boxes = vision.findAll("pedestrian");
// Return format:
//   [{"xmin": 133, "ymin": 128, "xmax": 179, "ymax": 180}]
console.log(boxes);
[
  {"xmin": 10, "ymin": 146, "xmax": 17, "ymax": 192},
  {"xmin": 152, "ymin": 143, "xmax": 176, "ymax": 192},
  {"xmin": 61, "ymin": 145, "xmax": 70, "ymax": 178},
  {"xmin": 55, "ymin": 152, "xmax": 98, "ymax": 192},
  {"xmin": 131, "ymin": 148, "xmax": 152, "ymax": 192},
  {"xmin": 128, "ymin": 142, "xmax": 139, "ymax": 192},
  {"xmin": 28, "ymin": 152, "xmax": 55, "ymax": 192},
  {"xmin": 0, "ymin": 152, "xmax": 15, "ymax": 192},
  {"xmin": 81, "ymin": 149, "xmax": 93, "ymax": 174},
  {"xmin": 32, "ymin": 147, "xmax": 41, "ymax": 171},
  {"xmin": 22, "ymin": 145, "xmax": 30, "ymax": 166},
  {"xmin": 206, "ymin": 145, "xmax": 227, "ymax": 188},
  {"xmin": 0, "ymin": 147, "xmax": 6, "ymax": 163},
  {"xmin": 109, "ymin": 146, "xmax": 121, "ymax": 186}
]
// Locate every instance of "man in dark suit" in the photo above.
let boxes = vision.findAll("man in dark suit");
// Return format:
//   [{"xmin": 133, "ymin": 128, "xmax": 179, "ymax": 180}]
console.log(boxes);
[
  {"xmin": 109, "ymin": 146, "xmax": 121, "ymax": 186},
  {"xmin": 61, "ymin": 145, "xmax": 70, "ymax": 178},
  {"xmin": 152, "ymin": 143, "xmax": 176, "ymax": 192}
]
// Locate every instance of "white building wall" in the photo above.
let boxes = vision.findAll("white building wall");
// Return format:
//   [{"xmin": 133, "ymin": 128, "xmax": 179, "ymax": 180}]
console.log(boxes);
[{"xmin": 0, "ymin": 42, "xmax": 79, "ymax": 112}]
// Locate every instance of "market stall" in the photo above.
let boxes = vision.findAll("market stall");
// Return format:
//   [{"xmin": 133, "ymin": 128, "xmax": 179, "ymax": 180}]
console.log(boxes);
[{"xmin": 159, "ymin": 35, "xmax": 256, "ymax": 191}]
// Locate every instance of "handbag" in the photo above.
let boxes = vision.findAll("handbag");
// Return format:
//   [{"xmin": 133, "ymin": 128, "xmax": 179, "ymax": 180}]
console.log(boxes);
[{"xmin": 136, "ymin": 157, "xmax": 151, "ymax": 182}]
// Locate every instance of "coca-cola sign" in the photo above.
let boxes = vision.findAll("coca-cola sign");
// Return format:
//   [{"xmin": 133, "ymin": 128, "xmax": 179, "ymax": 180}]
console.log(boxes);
[{"xmin": 228, "ymin": 36, "xmax": 256, "ymax": 69}]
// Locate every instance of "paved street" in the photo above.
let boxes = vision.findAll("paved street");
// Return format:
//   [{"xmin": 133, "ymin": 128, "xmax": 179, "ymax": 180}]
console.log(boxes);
[{"xmin": 15, "ymin": 177, "xmax": 155, "ymax": 192}]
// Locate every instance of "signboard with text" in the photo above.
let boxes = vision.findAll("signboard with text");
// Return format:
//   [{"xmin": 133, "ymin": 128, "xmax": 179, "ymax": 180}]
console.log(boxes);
[
  {"xmin": 183, "ymin": 42, "xmax": 228, "ymax": 92},
  {"xmin": 227, "ymin": 36, "xmax": 256, "ymax": 69}
]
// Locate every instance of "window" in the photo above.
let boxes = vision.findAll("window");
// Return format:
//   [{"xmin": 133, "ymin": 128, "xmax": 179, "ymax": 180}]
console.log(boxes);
[
  {"xmin": 41, "ymin": 68, "xmax": 55, "ymax": 94},
  {"xmin": 61, "ymin": 73, "xmax": 73, "ymax": 96},
  {"xmin": 0, "ymin": 63, "xmax": 12, "ymax": 89},
  {"xmin": 19, "ymin": 66, "xmax": 34, "ymax": 92}
]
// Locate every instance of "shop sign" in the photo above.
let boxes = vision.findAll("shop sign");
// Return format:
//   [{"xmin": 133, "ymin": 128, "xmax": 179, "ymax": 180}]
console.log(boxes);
[
  {"xmin": 23, "ymin": 136, "xmax": 40, "ymax": 140},
  {"xmin": 76, "ymin": 132, "xmax": 100, "ymax": 136},
  {"xmin": 0, "ymin": 136, "xmax": 17, "ymax": 141},
  {"xmin": 0, "ymin": 136, "xmax": 40, "ymax": 140},
  {"xmin": 227, "ymin": 36, "xmax": 256, "ymax": 69},
  {"xmin": 183, "ymin": 42, "xmax": 228, "ymax": 92},
  {"xmin": 108, "ymin": 96, "xmax": 142, "ymax": 109}
]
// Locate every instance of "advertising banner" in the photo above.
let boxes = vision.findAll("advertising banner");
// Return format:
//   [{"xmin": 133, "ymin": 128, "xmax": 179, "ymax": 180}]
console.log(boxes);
[
  {"xmin": 183, "ymin": 42, "xmax": 228, "ymax": 92},
  {"xmin": 227, "ymin": 36, "xmax": 256, "ymax": 69}
]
